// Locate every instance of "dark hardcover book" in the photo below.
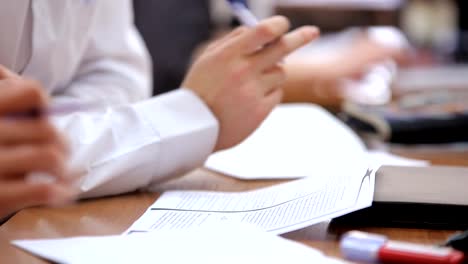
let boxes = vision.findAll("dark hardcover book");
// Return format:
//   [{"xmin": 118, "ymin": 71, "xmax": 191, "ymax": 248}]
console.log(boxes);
[{"xmin": 339, "ymin": 90, "xmax": 468, "ymax": 144}]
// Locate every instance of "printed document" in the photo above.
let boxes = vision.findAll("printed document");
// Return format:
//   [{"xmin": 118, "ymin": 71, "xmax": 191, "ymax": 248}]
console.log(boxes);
[{"xmin": 126, "ymin": 163, "xmax": 374, "ymax": 235}]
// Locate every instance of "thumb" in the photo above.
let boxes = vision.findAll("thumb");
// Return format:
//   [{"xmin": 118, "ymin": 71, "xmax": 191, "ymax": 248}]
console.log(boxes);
[{"xmin": 0, "ymin": 65, "xmax": 19, "ymax": 80}]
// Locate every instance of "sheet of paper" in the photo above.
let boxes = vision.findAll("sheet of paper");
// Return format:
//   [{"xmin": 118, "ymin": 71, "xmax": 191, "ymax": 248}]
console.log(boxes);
[
  {"xmin": 205, "ymin": 104, "xmax": 428, "ymax": 180},
  {"xmin": 126, "ymin": 163, "xmax": 374, "ymax": 235},
  {"xmin": 366, "ymin": 150, "xmax": 429, "ymax": 168},
  {"xmin": 13, "ymin": 225, "xmax": 347, "ymax": 264},
  {"xmin": 205, "ymin": 104, "xmax": 368, "ymax": 180}
]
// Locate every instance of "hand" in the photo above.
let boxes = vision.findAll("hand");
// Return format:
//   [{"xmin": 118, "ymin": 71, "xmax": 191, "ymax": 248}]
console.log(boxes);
[
  {"xmin": 182, "ymin": 16, "xmax": 319, "ymax": 151},
  {"xmin": 283, "ymin": 35, "xmax": 404, "ymax": 107},
  {"xmin": 0, "ymin": 66, "xmax": 75, "ymax": 219}
]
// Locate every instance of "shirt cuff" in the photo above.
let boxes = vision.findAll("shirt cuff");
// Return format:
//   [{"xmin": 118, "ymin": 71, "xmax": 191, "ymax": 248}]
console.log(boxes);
[{"xmin": 134, "ymin": 88, "xmax": 219, "ymax": 186}]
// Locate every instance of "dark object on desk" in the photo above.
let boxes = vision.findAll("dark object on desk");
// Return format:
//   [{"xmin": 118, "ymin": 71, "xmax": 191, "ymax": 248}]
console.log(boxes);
[
  {"xmin": 333, "ymin": 166, "xmax": 468, "ymax": 230},
  {"xmin": 332, "ymin": 202, "xmax": 468, "ymax": 230},
  {"xmin": 340, "ymin": 90, "xmax": 468, "ymax": 144},
  {"xmin": 444, "ymin": 229, "xmax": 468, "ymax": 253}
]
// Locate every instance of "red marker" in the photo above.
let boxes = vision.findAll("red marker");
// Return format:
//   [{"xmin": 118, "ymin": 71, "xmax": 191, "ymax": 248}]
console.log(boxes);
[{"xmin": 340, "ymin": 231, "xmax": 465, "ymax": 264}]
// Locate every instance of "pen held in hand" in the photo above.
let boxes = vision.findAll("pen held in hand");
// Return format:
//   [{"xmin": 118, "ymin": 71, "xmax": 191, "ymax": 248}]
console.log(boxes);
[
  {"xmin": 227, "ymin": 0, "xmax": 259, "ymax": 27},
  {"xmin": 7, "ymin": 102, "xmax": 96, "ymax": 119},
  {"xmin": 226, "ymin": 0, "xmax": 287, "ymax": 64}
]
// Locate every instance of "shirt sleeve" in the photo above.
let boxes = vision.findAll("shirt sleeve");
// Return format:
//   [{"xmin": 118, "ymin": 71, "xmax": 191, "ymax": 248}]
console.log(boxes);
[
  {"xmin": 52, "ymin": 0, "xmax": 151, "ymax": 107},
  {"xmin": 51, "ymin": 0, "xmax": 219, "ymax": 198}
]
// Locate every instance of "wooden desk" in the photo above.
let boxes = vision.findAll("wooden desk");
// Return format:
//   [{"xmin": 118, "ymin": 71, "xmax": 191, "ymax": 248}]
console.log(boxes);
[{"xmin": 1, "ymin": 146, "xmax": 467, "ymax": 263}]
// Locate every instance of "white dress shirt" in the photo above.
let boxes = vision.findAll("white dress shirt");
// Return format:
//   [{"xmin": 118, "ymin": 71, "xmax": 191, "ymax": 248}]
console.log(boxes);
[{"xmin": 0, "ymin": 0, "xmax": 219, "ymax": 198}]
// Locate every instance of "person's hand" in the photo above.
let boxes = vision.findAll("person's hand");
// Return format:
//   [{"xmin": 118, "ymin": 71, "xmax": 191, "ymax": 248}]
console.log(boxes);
[
  {"xmin": 182, "ymin": 16, "xmax": 319, "ymax": 151},
  {"xmin": 0, "ymin": 66, "xmax": 75, "ymax": 219},
  {"xmin": 283, "ymin": 34, "xmax": 404, "ymax": 107}
]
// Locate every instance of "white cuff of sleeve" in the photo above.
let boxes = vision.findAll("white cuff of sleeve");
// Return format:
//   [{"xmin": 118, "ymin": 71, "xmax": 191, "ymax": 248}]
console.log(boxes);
[{"xmin": 135, "ymin": 88, "xmax": 219, "ymax": 186}]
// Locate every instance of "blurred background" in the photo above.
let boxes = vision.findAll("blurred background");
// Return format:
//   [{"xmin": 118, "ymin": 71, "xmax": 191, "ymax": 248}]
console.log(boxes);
[
  {"xmin": 272, "ymin": 0, "xmax": 468, "ymax": 107},
  {"xmin": 133, "ymin": 0, "xmax": 468, "ymax": 96},
  {"xmin": 131, "ymin": 0, "xmax": 468, "ymax": 145},
  {"xmin": 276, "ymin": 0, "xmax": 462, "ymax": 63}
]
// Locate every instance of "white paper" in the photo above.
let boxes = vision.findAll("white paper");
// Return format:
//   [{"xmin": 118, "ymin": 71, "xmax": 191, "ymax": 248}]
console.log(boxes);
[
  {"xmin": 205, "ymin": 104, "xmax": 428, "ymax": 180},
  {"xmin": 126, "ymin": 163, "xmax": 374, "ymax": 235},
  {"xmin": 366, "ymin": 150, "xmax": 429, "ymax": 168},
  {"xmin": 205, "ymin": 104, "xmax": 368, "ymax": 180},
  {"xmin": 13, "ymin": 225, "xmax": 347, "ymax": 264}
]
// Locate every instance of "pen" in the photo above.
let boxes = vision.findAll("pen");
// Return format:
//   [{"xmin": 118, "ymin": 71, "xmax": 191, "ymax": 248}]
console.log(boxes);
[
  {"xmin": 7, "ymin": 102, "xmax": 95, "ymax": 119},
  {"xmin": 226, "ymin": 0, "xmax": 286, "ymax": 64},
  {"xmin": 340, "ymin": 231, "xmax": 465, "ymax": 264},
  {"xmin": 226, "ymin": 0, "xmax": 259, "ymax": 27}
]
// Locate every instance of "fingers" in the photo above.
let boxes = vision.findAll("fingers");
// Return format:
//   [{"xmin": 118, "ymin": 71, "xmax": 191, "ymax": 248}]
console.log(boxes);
[
  {"xmin": 207, "ymin": 27, "xmax": 248, "ymax": 52},
  {"xmin": 0, "ymin": 116, "xmax": 68, "ymax": 180},
  {"xmin": 253, "ymin": 26, "xmax": 318, "ymax": 95},
  {"xmin": 0, "ymin": 119, "xmax": 60, "ymax": 145},
  {"xmin": 207, "ymin": 18, "xmax": 318, "ymax": 78},
  {"xmin": 0, "ymin": 144, "xmax": 67, "ymax": 180},
  {"xmin": 258, "ymin": 66, "xmax": 287, "ymax": 95},
  {"xmin": 0, "ymin": 78, "xmax": 47, "ymax": 116},
  {"xmin": 0, "ymin": 66, "xmax": 73, "ymax": 219},
  {"xmin": 223, "ymin": 16, "xmax": 291, "ymax": 55},
  {"xmin": 0, "ymin": 65, "xmax": 19, "ymax": 79},
  {"xmin": 0, "ymin": 182, "xmax": 76, "ymax": 218},
  {"xmin": 251, "ymin": 26, "xmax": 320, "ymax": 72},
  {"xmin": 54, "ymin": 132, "xmax": 70, "ymax": 159}
]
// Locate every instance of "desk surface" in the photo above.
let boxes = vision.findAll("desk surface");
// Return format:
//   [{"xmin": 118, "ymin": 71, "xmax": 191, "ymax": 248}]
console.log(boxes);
[{"xmin": 1, "ymin": 146, "xmax": 467, "ymax": 263}]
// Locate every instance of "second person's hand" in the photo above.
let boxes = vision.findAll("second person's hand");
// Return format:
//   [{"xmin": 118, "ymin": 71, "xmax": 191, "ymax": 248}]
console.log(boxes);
[{"xmin": 182, "ymin": 16, "xmax": 319, "ymax": 151}]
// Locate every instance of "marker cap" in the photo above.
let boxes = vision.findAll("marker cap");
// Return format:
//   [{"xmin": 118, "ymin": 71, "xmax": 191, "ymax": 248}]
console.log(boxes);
[{"xmin": 340, "ymin": 231, "xmax": 387, "ymax": 263}]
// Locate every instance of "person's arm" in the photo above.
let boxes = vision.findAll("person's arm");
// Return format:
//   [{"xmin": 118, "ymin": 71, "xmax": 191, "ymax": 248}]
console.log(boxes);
[
  {"xmin": 207, "ymin": 1, "xmax": 403, "ymax": 108},
  {"xmin": 50, "ymin": 0, "xmax": 220, "ymax": 199},
  {"xmin": 51, "ymin": 0, "xmax": 317, "ymax": 199}
]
